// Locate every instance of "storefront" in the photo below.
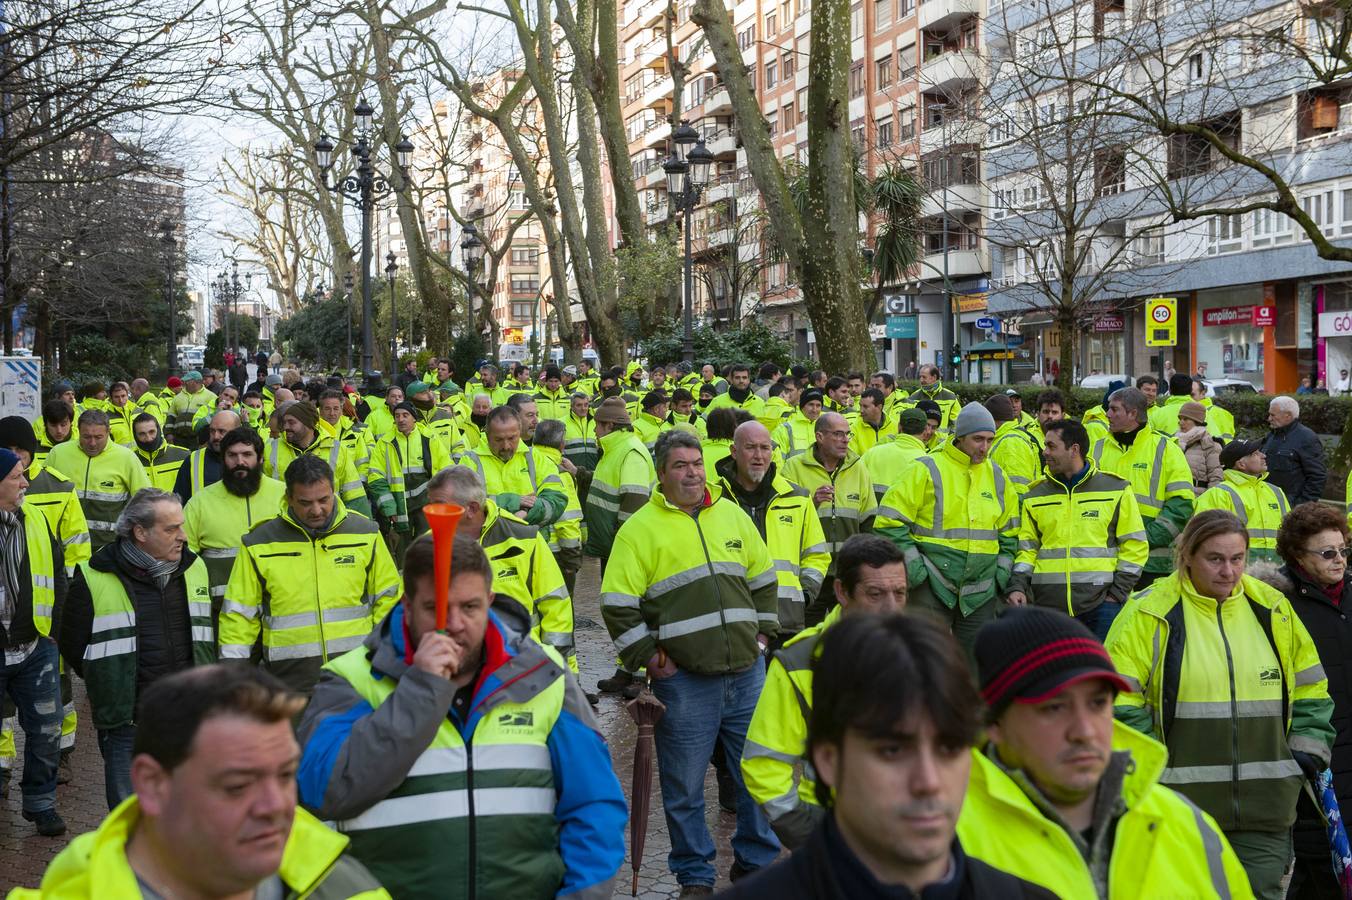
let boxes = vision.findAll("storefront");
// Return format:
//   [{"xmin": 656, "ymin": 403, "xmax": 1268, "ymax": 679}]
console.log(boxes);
[
  {"xmin": 1084, "ymin": 312, "xmax": 1126, "ymax": 376},
  {"xmin": 1317, "ymin": 281, "xmax": 1352, "ymax": 390},
  {"xmin": 1193, "ymin": 287, "xmax": 1267, "ymax": 389}
]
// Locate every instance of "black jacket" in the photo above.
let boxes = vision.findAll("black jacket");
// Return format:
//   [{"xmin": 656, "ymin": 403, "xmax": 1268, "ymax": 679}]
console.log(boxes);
[
  {"xmin": 59, "ymin": 541, "xmax": 198, "ymax": 708},
  {"xmin": 172, "ymin": 446, "xmax": 222, "ymax": 504},
  {"xmin": 1263, "ymin": 420, "xmax": 1327, "ymax": 505},
  {"xmin": 1275, "ymin": 564, "xmax": 1352, "ymax": 860},
  {"xmin": 716, "ymin": 816, "xmax": 1056, "ymax": 900}
]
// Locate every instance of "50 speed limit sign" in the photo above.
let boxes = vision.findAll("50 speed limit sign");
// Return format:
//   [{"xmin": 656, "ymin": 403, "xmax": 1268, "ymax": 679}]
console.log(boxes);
[{"xmin": 1146, "ymin": 297, "xmax": 1177, "ymax": 348}]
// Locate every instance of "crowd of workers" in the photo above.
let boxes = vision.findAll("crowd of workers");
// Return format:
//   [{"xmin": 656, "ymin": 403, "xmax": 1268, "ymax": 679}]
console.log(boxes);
[{"xmin": 0, "ymin": 354, "xmax": 1348, "ymax": 899}]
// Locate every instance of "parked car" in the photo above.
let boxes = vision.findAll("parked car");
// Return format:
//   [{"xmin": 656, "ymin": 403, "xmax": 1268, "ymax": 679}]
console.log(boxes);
[
  {"xmin": 1079, "ymin": 373, "xmax": 1130, "ymax": 390},
  {"xmin": 1200, "ymin": 378, "xmax": 1258, "ymax": 397}
]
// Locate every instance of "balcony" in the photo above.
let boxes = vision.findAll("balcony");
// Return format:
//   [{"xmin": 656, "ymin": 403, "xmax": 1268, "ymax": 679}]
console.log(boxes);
[
  {"xmin": 919, "ymin": 49, "xmax": 982, "ymax": 95},
  {"xmin": 921, "ymin": 183, "xmax": 981, "ymax": 217},
  {"xmin": 704, "ymin": 84, "xmax": 732, "ymax": 116},
  {"xmin": 918, "ymin": 116, "xmax": 984, "ymax": 156},
  {"xmin": 704, "ymin": 176, "xmax": 737, "ymax": 204},
  {"xmin": 705, "ymin": 128, "xmax": 738, "ymax": 158},
  {"xmin": 636, "ymin": 38, "xmax": 665, "ymax": 68},
  {"xmin": 918, "ymin": 0, "xmax": 979, "ymax": 32},
  {"xmin": 706, "ymin": 226, "xmax": 737, "ymax": 247},
  {"xmin": 646, "ymin": 202, "xmax": 671, "ymax": 226},
  {"xmin": 919, "ymin": 247, "xmax": 987, "ymax": 279}
]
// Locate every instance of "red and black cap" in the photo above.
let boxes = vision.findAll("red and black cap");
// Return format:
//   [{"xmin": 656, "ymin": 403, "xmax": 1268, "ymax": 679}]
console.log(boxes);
[{"xmin": 974, "ymin": 606, "xmax": 1134, "ymax": 718}]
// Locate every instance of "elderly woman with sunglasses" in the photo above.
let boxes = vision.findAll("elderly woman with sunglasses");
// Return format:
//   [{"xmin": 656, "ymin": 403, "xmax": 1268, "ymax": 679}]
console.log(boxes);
[{"xmin": 1266, "ymin": 503, "xmax": 1352, "ymax": 898}]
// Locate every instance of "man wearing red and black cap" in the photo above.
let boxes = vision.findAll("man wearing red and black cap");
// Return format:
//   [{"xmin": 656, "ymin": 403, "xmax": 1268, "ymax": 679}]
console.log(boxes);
[{"xmin": 956, "ymin": 607, "xmax": 1254, "ymax": 899}]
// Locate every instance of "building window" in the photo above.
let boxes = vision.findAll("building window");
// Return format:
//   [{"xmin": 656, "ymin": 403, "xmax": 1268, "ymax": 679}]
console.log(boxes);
[
  {"xmin": 737, "ymin": 25, "xmax": 756, "ymax": 50},
  {"xmin": 898, "ymin": 0, "xmax": 914, "ymax": 17},
  {"xmin": 765, "ymin": 59, "xmax": 778, "ymax": 88},
  {"xmin": 765, "ymin": 12, "xmax": 777, "ymax": 34},
  {"xmin": 782, "ymin": 50, "xmax": 795, "ymax": 79},
  {"xmin": 992, "ymin": 187, "xmax": 1015, "ymax": 220},
  {"xmin": 898, "ymin": 44, "xmax": 916, "ymax": 80},
  {"xmin": 1302, "ymin": 189, "xmax": 1336, "ymax": 235},
  {"xmin": 510, "ymin": 246, "xmax": 538, "ymax": 264},
  {"xmin": 1186, "ymin": 52, "xmax": 1206, "ymax": 85},
  {"xmin": 876, "ymin": 116, "xmax": 894, "ymax": 147},
  {"xmin": 798, "ymin": 88, "xmax": 809, "ymax": 122},
  {"xmin": 1133, "ymin": 228, "xmax": 1165, "ymax": 264},
  {"xmin": 876, "ymin": 55, "xmax": 893, "ymax": 88},
  {"xmin": 767, "ymin": 108, "xmax": 779, "ymax": 137},
  {"xmin": 1166, "ymin": 112, "xmax": 1240, "ymax": 179},
  {"xmin": 851, "ymin": 2, "xmax": 863, "ymax": 39},
  {"xmin": 1094, "ymin": 149, "xmax": 1126, "ymax": 196},
  {"xmin": 511, "ymin": 276, "xmax": 540, "ymax": 293},
  {"xmin": 511, "ymin": 301, "xmax": 534, "ymax": 320},
  {"xmin": 783, "ymin": 101, "xmax": 796, "ymax": 128},
  {"xmin": 875, "ymin": 0, "xmax": 892, "ymax": 28},
  {"xmin": 899, "ymin": 105, "xmax": 916, "ymax": 140},
  {"xmin": 1252, "ymin": 206, "xmax": 1294, "ymax": 246},
  {"xmin": 850, "ymin": 63, "xmax": 866, "ymax": 98},
  {"xmin": 1207, "ymin": 214, "xmax": 1243, "ymax": 254}
]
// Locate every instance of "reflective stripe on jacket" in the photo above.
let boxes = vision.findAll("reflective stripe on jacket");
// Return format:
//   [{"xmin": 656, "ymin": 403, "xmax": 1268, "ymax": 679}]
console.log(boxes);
[
  {"xmin": 47, "ymin": 441, "xmax": 150, "ymax": 551},
  {"xmin": 24, "ymin": 467, "xmax": 91, "ymax": 570},
  {"xmin": 182, "ymin": 476, "xmax": 287, "ymax": 608},
  {"xmin": 1106, "ymin": 571, "xmax": 1335, "ymax": 832},
  {"xmin": 862, "ymin": 433, "xmax": 927, "ymax": 503},
  {"xmin": 1194, "ymin": 470, "xmax": 1289, "ymax": 563},
  {"xmin": 600, "ymin": 484, "xmax": 778, "ymax": 674},
  {"xmin": 958, "ymin": 721, "xmax": 1255, "ymax": 900},
  {"xmin": 1090, "ymin": 426, "xmax": 1195, "ymax": 574},
  {"xmin": 874, "ymin": 442, "xmax": 1017, "ymax": 614},
  {"xmin": 779, "ymin": 449, "xmax": 876, "ymax": 565},
  {"xmin": 582, "ymin": 429, "xmax": 654, "ymax": 558},
  {"xmin": 1007, "ymin": 463, "xmax": 1147, "ymax": 616},
  {"xmin": 219, "ymin": 502, "xmax": 400, "ymax": 695}
]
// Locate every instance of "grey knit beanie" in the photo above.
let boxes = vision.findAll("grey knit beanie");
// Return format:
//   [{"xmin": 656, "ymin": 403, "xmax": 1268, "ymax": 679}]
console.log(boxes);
[{"xmin": 953, "ymin": 402, "xmax": 997, "ymax": 437}]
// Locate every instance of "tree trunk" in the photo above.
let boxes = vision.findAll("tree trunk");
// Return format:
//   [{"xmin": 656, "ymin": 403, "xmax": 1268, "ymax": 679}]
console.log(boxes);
[
  {"xmin": 801, "ymin": 0, "xmax": 872, "ymax": 372},
  {"xmin": 1056, "ymin": 304, "xmax": 1075, "ymax": 392}
]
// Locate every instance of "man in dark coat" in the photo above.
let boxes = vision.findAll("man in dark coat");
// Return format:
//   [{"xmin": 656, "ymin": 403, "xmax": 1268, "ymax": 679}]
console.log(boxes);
[
  {"xmin": 717, "ymin": 613, "xmax": 1054, "ymax": 900},
  {"xmin": 1263, "ymin": 395, "xmax": 1327, "ymax": 506}
]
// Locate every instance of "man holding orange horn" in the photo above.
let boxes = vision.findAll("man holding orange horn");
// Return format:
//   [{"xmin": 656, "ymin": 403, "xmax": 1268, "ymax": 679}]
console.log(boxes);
[{"xmin": 296, "ymin": 533, "xmax": 626, "ymax": 900}]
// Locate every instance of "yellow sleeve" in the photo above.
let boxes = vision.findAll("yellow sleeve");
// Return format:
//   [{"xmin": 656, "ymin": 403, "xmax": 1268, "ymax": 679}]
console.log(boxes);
[
  {"xmin": 219, "ymin": 547, "xmax": 262, "ymax": 659},
  {"xmin": 365, "ymin": 538, "xmax": 402, "ymax": 622}
]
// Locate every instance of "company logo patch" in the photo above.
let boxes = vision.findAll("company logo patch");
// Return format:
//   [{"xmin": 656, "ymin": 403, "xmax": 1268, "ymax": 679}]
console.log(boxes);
[
  {"xmin": 725, "ymin": 539, "xmax": 743, "ymax": 551},
  {"xmin": 333, "ymin": 554, "xmax": 356, "ymax": 565},
  {"xmin": 777, "ymin": 514, "xmax": 794, "ymax": 524},
  {"xmin": 1258, "ymin": 667, "xmax": 1281, "ymax": 683},
  {"xmin": 1081, "ymin": 509, "xmax": 1100, "ymax": 519},
  {"xmin": 100, "ymin": 480, "xmax": 116, "ymax": 489},
  {"xmin": 498, "ymin": 711, "xmax": 534, "ymax": 728}
]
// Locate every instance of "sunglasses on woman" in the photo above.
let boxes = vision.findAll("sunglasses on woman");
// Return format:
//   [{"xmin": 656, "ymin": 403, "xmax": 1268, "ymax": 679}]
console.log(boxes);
[{"xmin": 1305, "ymin": 547, "xmax": 1352, "ymax": 561}]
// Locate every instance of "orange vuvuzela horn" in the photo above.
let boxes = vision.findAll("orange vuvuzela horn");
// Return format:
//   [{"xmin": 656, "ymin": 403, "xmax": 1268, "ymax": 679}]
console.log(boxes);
[{"xmin": 423, "ymin": 503, "xmax": 466, "ymax": 631}]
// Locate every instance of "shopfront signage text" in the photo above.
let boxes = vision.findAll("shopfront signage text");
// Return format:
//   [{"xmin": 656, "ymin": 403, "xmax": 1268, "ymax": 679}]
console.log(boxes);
[
  {"xmin": 1252, "ymin": 306, "xmax": 1275, "ymax": 327},
  {"xmin": 1318, "ymin": 310, "xmax": 1352, "ymax": 338},
  {"xmin": 1202, "ymin": 305, "xmax": 1254, "ymax": 328},
  {"xmin": 1093, "ymin": 314, "xmax": 1124, "ymax": 332}
]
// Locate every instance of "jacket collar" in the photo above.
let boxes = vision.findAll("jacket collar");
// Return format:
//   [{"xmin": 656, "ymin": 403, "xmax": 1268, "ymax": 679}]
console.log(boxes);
[
  {"xmin": 1223, "ymin": 468, "xmax": 1268, "ymax": 487},
  {"xmin": 891, "ymin": 433, "xmax": 926, "ymax": 452},
  {"xmin": 278, "ymin": 499, "xmax": 349, "ymax": 537},
  {"xmin": 938, "ymin": 440, "xmax": 981, "ymax": 468},
  {"xmin": 55, "ymin": 796, "xmax": 349, "ymax": 898}
]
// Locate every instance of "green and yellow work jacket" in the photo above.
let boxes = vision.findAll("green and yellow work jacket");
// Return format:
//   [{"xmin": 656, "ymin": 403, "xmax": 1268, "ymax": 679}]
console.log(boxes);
[
  {"xmin": 459, "ymin": 444, "xmax": 566, "ymax": 528},
  {"xmin": 367, "ymin": 426, "xmax": 452, "ymax": 533},
  {"xmin": 1106, "ymin": 571, "xmax": 1335, "ymax": 834},
  {"xmin": 600, "ymin": 484, "xmax": 778, "ymax": 674},
  {"xmin": 1090, "ymin": 425, "xmax": 1195, "ymax": 576},
  {"xmin": 780, "ymin": 448, "xmax": 876, "ymax": 570},
  {"xmin": 874, "ymin": 441, "xmax": 1018, "ymax": 615},
  {"xmin": 1007, "ymin": 461, "xmax": 1147, "ymax": 616},
  {"xmin": 562, "ymin": 411, "xmax": 598, "ymax": 471},
  {"xmin": 46, "ymin": 441, "xmax": 150, "ymax": 551},
  {"xmin": 23, "ymin": 465, "xmax": 91, "ymax": 571},
  {"xmin": 480, "ymin": 499, "xmax": 575, "ymax": 670},
  {"xmin": 265, "ymin": 431, "xmax": 370, "ymax": 517},
  {"xmin": 861, "ymin": 433, "xmax": 927, "ymax": 504},
  {"xmin": 219, "ymin": 500, "xmax": 401, "ymax": 695},
  {"xmin": 582, "ymin": 429, "xmax": 654, "ymax": 559},
  {"xmin": 1194, "ymin": 470, "xmax": 1290, "ymax": 564},
  {"xmin": 132, "ymin": 441, "xmax": 190, "ymax": 493},
  {"xmin": 182, "ymin": 475, "xmax": 287, "ymax": 619}
]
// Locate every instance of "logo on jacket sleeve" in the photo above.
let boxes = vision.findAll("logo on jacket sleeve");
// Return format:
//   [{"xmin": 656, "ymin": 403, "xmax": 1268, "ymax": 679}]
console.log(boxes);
[{"xmin": 1258, "ymin": 666, "xmax": 1281, "ymax": 684}]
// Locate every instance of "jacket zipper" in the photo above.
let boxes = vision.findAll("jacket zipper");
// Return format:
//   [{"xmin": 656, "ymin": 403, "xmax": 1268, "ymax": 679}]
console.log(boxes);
[
  {"xmin": 690, "ymin": 507, "xmax": 731, "ymax": 670},
  {"xmin": 1062, "ymin": 475, "xmax": 1078, "ymax": 615},
  {"xmin": 1215, "ymin": 603, "xmax": 1241, "ymax": 826},
  {"xmin": 466, "ymin": 734, "xmax": 477, "ymax": 900},
  {"xmin": 313, "ymin": 534, "xmax": 327, "ymax": 661}
]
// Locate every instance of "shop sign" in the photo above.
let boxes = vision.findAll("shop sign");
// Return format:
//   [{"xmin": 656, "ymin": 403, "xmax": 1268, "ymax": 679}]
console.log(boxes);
[
  {"xmin": 1252, "ymin": 306, "xmax": 1275, "ymax": 327},
  {"xmin": 1319, "ymin": 310, "xmax": 1352, "ymax": 338},
  {"xmin": 1093, "ymin": 314, "xmax": 1124, "ymax": 332},
  {"xmin": 976, "ymin": 316, "xmax": 999, "ymax": 331},
  {"xmin": 1202, "ymin": 305, "xmax": 1254, "ymax": 328},
  {"xmin": 886, "ymin": 315, "xmax": 918, "ymax": 339},
  {"xmin": 957, "ymin": 292, "xmax": 988, "ymax": 313},
  {"xmin": 868, "ymin": 324, "xmax": 887, "ymax": 340}
]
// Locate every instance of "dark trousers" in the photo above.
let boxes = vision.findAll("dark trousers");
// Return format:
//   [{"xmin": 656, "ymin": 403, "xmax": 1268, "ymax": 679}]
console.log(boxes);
[
  {"xmin": 0, "ymin": 640, "xmax": 62, "ymax": 814},
  {"xmin": 97, "ymin": 725, "xmax": 136, "ymax": 810}
]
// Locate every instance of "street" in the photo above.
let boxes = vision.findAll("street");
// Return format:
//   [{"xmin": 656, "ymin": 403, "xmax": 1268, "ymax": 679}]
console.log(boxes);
[{"xmin": 0, "ymin": 557, "xmax": 748, "ymax": 897}]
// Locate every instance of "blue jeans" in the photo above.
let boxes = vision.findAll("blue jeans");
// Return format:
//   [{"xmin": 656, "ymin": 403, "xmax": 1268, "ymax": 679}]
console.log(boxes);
[
  {"xmin": 97, "ymin": 725, "xmax": 136, "ymax": 810},
  {"xmin": 1077, "ymin": 600, "xmax": 1123, "ymax": 642},
  {"xmin": 0, "ymin": 639, "xmax": 62, "ymax": 813},
  {"xmin": 650, "ymin": 658, "xmax": 780, "ymax": 887}
]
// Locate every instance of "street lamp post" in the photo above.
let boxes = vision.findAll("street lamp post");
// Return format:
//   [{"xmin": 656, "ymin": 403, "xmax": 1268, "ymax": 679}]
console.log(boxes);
[
  {"xmin": 662, "ymin": 120, "xmax": 714, "ymax": 365},
  {"xmin": 160, "ymin": 221, "xmax": 176, "ymax": 376},
  {"xmin": 385, "ymin": 251, "xmax": 398, "ymax": 376},
  {"xmin": 461, "ymin": 223, "xmax": 485, "ymax": 340},
  {"xmin": 342, "ymin": 270, "xmax": 355, "ymax": 372},
  {"xmin": 312, "ymin": 97, "xmax": 414, "ymax": 377}
]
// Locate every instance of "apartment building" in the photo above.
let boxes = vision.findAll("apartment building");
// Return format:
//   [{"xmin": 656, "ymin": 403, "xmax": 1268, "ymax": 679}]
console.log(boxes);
[
  {"xmin": 983, "ymin": 0, "xmax": 1352, "ymax": 391},
  {"xmin": 618, "ymin": 0, "xmax": 990, "ymax": 367}
]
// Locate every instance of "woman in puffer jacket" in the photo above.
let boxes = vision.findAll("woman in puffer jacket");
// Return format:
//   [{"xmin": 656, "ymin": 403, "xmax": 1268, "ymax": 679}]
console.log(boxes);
[{"xmin": 1176, "ymin": 400, "xmax": 1222, "ymax": 492}]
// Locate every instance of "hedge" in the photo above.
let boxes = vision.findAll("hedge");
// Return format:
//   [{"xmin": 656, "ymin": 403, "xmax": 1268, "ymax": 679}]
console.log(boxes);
[{"xmin": 896, "ymin": 381, "xmax": 1352, "ymax": 437}]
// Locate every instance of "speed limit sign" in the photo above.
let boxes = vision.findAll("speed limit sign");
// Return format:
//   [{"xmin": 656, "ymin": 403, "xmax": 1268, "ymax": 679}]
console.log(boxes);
[{"xmin": 1146, "ymin": 297, "xmax": 1177, "ymax": 347}]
